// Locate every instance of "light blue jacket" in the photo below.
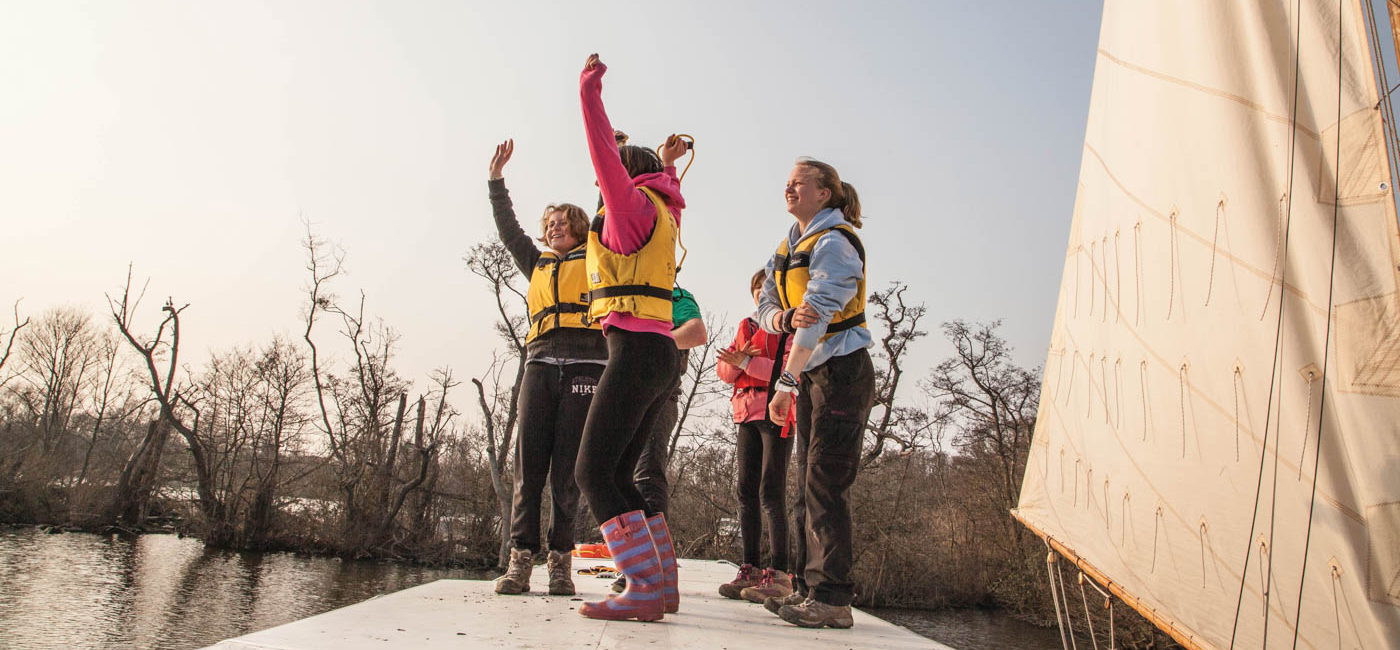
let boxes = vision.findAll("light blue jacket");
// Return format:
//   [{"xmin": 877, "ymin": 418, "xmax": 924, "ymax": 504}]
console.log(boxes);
[{"xmin": 757, "ymin": 208, "xmax": 873, "ymax": 371}]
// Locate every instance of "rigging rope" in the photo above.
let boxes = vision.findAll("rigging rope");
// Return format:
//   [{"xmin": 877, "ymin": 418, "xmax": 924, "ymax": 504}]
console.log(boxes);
[
  {"xmin": 1229, "ymin": 0, "xmax": 1304, "ymax": 644},
  {"xmin": 1167, "ymin": 212, "xmax": 1180, "ymax": 320},
  {"xmin": 1047, "ymin": 552, "xmax": 1072, "ymax": 650},
  {"xmin": 1297, "ymin": 371, "xmax": 1315, "ymax": 481},
  {"xmin": 1233, "ymin": 367, "xmax": 1243, "ymax": 462},
  {"xmin": 1134, "ymin": 222, "xmax": 1144, "ymax": 326},
  {"xmin": 1078, "ymin": 573, "xmax": 1101, "ymax": 650},
  {"xmin": 1206, "ymin": 198, "xmax": 1224, "ymax": 306},
  {"xmin": 1101, "ymin": 237, "xmax": 1110, "ymax": 323},
  {"xmin": 1114, "ymin": 231, "xmax": 1122, "ymax": 324},
  {"xmin": 1291, "ymin": 2, "xmax": 1345, "ymax": 644},
  {"xmin": 1056, "ymin": 556, "xmax": 1081, "ymax": 650}
]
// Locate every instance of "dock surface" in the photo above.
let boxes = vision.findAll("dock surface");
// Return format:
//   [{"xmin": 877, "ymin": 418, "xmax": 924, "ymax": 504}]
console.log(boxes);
[{"xmin": 204, "ymin": 558, "xmax": 953, "ymax": 649}]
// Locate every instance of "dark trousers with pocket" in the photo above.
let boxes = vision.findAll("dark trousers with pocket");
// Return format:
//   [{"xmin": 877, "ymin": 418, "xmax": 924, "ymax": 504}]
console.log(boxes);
[
  {"xmin": 575, "ymin": 330, "xmax": 680, "ymax": 524},
  {"xmin": 736, "ymin": 418, "xmax": 793, "ymax": 569},
  {"xmin": 791, "ymin": 348, "xmax": 875, "ymax": 606},
  {"xmin": 509, "ymin": 360, "xmax": 602, "ymax": 554},
  {"xmin": 633, "ymin": 347, "xmax": 687, "ymax": 517}
]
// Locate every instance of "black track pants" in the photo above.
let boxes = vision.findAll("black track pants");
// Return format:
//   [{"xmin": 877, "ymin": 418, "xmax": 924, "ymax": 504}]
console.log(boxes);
[
  {"xmin": 508, "ymin": 361, "xmax": 601, "ymax": 554},
  {"xmin": 736, "ymin": 419, "xmax": 793, "ymax": 569},
  {"xmin": 790, "ymin": 348, "xmax": 875, "ymax": 607},
  {"xmin": 633, "ymin": 348, "xmax": 686, "ymax": 517},
  {"xmin": 575, "ymin": 330, "xmax": 680, "ymax": 524}
]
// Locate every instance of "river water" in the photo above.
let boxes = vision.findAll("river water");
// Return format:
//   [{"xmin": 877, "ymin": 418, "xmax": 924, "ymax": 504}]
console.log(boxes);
[{"xmin": 0, "ymin": 526, "xmax": 1063, "ymax": 649}]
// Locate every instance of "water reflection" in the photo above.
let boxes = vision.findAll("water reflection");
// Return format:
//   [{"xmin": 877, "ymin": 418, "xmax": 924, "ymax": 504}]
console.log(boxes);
[
  {"xmin": 0, "ymin": 527, "xmax": 473, "ymax": 649},
  {"xmin": 0, "ymin": 527, "xmax": 1061, "ymax": 650}
]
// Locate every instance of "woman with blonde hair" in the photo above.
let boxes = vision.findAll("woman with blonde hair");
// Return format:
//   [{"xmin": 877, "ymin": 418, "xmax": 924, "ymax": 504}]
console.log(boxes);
[
  {"xmin": 485, "ymin": 139, "xmax": 603, "ymax": 598},
  {"xmin": 758, "ymin": 158, "xmax": 874, "ymax": 629}
]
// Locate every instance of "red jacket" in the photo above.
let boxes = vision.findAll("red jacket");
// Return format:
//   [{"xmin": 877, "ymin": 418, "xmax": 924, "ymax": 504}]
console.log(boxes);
[{"xmin": 716, "ymin": 317, "xmax": 788, "ymax": 423}]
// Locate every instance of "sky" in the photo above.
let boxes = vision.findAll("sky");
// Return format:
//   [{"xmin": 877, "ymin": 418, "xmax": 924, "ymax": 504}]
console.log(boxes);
[{"xmin": 0, "ymin": 1, "xmax": 1106, "ymax": 408}]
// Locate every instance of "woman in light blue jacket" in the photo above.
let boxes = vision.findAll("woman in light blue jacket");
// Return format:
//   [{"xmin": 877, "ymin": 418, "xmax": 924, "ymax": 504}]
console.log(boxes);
[{"xmin": 756, "ymin": 158, "xmax": 875, "ymax": 630}]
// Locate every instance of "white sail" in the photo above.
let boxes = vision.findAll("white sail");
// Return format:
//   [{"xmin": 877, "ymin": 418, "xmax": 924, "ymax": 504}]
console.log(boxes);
[{"xmin": 1014, "ymin": 1, "xmax": 1400, "ymax": 648}]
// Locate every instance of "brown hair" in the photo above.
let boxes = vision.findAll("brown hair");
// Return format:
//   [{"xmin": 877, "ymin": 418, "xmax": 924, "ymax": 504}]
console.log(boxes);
[
  {"xmin": 750, "ymin": 269, "xmax": 767, "ymax": 294},
  {"xmin": 613, "ymin": 129, "xmax": 664, "ymax": 178},
  {"xmin": 796, "ymin": 158, "xmax": 862, "ymax": 228},
  {"xmin": 538, "ymin": 203, "xmax": 590, "ymax": 247}
]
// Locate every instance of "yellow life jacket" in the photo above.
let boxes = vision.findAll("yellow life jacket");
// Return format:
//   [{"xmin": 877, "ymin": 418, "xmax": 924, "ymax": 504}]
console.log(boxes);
[
  {"xmin": 774, "ymin": 223, "xmax": 867, "ymax": 341},
  {"xmin": 525, "ymin": 245, "xmax": 599, "ymax": 343},
  {"xmin": 585, "ymin": 186, "xmax": 677, "ymax": 323}
]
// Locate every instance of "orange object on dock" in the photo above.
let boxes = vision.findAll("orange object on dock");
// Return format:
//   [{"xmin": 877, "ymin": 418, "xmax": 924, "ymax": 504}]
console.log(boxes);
[{"xmin": 571, "ymin": 542, "xmax": 611, "ymax": 558}]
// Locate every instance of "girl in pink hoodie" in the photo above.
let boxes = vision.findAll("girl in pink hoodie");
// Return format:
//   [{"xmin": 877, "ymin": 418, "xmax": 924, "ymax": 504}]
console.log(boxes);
[{"xmin": 573, "ymin": 53, "xmax": 688, "ymax": 622}]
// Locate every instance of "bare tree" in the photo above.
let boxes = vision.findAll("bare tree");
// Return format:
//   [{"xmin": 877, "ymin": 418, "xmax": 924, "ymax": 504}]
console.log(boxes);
[
  {"xmin": 922, "ymin": 319, "xmax": 1039, "ymax": 543},
  {"xmin": 107, "ymin": 268, "xmax": 227, "ymax": 542},
  {"xmin": 465, "ymin": 239, "xmax": 527, "ymax": 566},
  {"xmin": 666, "ymin": 311, "xmax": 730, "ymax": 468},
  {"xmin": 14, "ymin": 307, "xmax": 100, "ymax": 457},
  {"xmin": 862, "ymin": 282, "xmax": 937, "ymax": 467},
  {"xmin": 0, "ymin": 300, "xmax": 30, "ymax": 391}
]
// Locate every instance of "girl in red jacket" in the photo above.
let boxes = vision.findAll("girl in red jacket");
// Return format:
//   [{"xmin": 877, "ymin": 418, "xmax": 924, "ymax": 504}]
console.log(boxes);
[{"xmin": 714, "ymin": 269, "xmax": 795, "ymax": 604}]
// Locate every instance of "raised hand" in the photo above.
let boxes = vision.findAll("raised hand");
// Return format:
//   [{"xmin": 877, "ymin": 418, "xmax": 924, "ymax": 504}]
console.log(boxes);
[
  {"xmin": 584, "ymin": 53, "xmax": 602, "ymax": 71},
  {"xmin": 489, "ymin": 139, "xmax": 514, "ymax": 180},
  {"xmin": 717, "ymin": 346, "xmax": 750, "ymax": 367},
  {"xmin": 660, "ymin": 134, "xmax": 688, "ymax": 167}
]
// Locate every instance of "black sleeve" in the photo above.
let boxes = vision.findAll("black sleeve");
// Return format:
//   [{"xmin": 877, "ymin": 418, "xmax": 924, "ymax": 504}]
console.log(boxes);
[{"xmin": 489, "ymin": 178, "xmax": 540, "ymax": 276}]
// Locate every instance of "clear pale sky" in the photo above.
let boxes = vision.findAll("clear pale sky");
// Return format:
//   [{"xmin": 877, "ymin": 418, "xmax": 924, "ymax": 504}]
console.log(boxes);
[{"xmin": 1, "ymin": 1, "xmax": 1105, "ymax": 403}]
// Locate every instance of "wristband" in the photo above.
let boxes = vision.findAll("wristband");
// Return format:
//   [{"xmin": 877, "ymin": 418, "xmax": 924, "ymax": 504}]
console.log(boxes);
[
  {"xmin": 779, "ymin": 370, "xmax": 799, "ymax": 387},
  {"xmin": 774, "ymin": 382, "xmax": 798, "ymax": 395},
  {"xmin": 780, "ymin": 309, "xmax": 797, "ymax": 334}
]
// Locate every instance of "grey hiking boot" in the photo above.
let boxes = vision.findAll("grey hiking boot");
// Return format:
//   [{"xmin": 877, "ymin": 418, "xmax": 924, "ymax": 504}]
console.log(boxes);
[
  {"xmin": 546, "ymin": 550, "xmax": 575, "ymax": 596},
  {"xmin": 610, "ymin": 575, "xmax": 625, "ymax": 593},
  {"xmin": 493, "ymin": 548, "xmax": 533, "ymax": 595},
  {"xmin": 778, "ymin": 597, "xmax": 854, "ymax": 629},
  {"xmin": 763, "ymin": 590, "xmax": 805, "ymax": 615}
]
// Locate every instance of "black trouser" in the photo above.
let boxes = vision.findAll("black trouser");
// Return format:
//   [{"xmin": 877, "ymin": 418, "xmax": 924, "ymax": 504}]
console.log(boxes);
[
  {"xmin": 508, "ymin": 361, "xmax": 601, "ymax": 554},
  {"xmin": 633, "ymin": 348, "xmax": 687, "ymax": 517},
  {"xmin": 736, "ymin": 418, "xmax": 793, "ymax": 569},
  {"xmin": 791, "ymin": 348, "xmax": 875, "ymax": 606},
  {"xmin": 575, "ymin": 330, "xmax": 680, "ymax": 524}
]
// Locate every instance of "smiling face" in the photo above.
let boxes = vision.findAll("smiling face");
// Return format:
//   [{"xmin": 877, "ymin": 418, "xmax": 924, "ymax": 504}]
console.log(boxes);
[
  {"xmin": 544, "ymin": 210, "xmax": 580, "ymax": 254},
  {"xmin": 784, "ymin": 164, "xmax": 830, "ymax": 221}
]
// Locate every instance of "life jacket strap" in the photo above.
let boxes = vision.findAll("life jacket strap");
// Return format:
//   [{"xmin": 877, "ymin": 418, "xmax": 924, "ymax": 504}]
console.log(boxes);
[
  {"xmin": 530, "ymin": 302, "xmax": 590, "ymax": 324},
  {"xmin": 825, "ymin": 312, "xmax": 867, "ymax": 334},
  {"xmin": 587, "ymin": 285, "xmax": 675, "ymax": 302}
]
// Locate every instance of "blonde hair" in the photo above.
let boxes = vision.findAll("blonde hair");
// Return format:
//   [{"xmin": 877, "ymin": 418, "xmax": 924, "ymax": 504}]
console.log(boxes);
[
  {"xmin": 538, "ymin": 203, "xmax": 590, "ymax": 246},
  {"xmin": 796, "ymin": 158, "xmax": 862, "ymax": 228}
]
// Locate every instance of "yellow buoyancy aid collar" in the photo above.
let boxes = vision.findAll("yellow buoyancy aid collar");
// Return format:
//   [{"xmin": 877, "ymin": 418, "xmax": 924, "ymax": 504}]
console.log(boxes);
[
  {"xmin": 585, "ymin": 186, "xmax": 677, "ymax": 323},
  {"xmin": 525, "ymin": 244, "xmax": 598, "ymax": 342},
  {"xmin": 774, "ymin": 223, "xmax": 867, "ymax": 340}
]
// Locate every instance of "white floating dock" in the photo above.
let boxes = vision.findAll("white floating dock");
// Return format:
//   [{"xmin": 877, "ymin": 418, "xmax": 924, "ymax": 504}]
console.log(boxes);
[{"xmin": 204, "ymin": 558, "xmax": 953, "ymax": 649}]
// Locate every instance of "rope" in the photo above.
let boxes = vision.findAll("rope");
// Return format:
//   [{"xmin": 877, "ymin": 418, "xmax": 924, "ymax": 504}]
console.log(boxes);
[
  {"xmin": 1056, "ymin": 556, "xmax": 1080, "ymax": 650},
  {"xmin": 1151, "ymin": 506, "xmax": 1163, "ymax": 573},
  {"xmin": 1229, "ymin": 0, "xmax": 1303, "ymax": 644},
  {"xmin": 1101, "ymin": 356, "xmax": 1110, "ymax": 424},
  {"xmin": 1167, "ymin": 211, "xmax": 1179, "ymax": 320},
  {"xmin": 1179, "ymin": 364, "xmax": 1188, "ymax": 458},
  {"xmin": 1233, "ymin": 367, "xmax": 1243, "ymax": 462},
  {"xmin": 1073, "ymin": 458, "xmax": 1081, "ymax": 507},
  {"xmin": 1087, "ymin": 352, "xmax": 1096, "ymax": 418},
  {"xmin": 1089, "ymin": 241, "xmax": 1098, "ymax": 318},
  {"xmin": 1199, "ymin": 520, "xmax": 1209, "ymax": 588},
  {"xmin": 1262, "ymin": 192, "xmax": 1288, "ymax": 321},
  {"xmin": 1101, "ymin": 237, "xmax": 1110, "ymax": 323},
  {"xmin": 1114, "ymin": 231, "xmax": 1122, "ymax": 324},
  {"xmin": 1076, "ymin": 244, "xmax": 1083, "ymax": 318},
  {"xmin": 1047, "ymin": 552, "xmax": 1072, "ymax": 650},
  {"xmin": 1064, "ymin": 351, "xmax": 1078, "ymax": 407},
  {"xmin": 1134, "ymin": 222, "xmax": 1144, "ymax": 327},
  {"xmin": 1297, "ymin": 371, "xmax": 1315, "ymax": 481},
  {"xmin": 1330, "ymin": 566, "xmax": 1342, "ymax": 650},
  {"xmin": 656, "ymin": 134, "xmax": 696, "ymax": 273},
  {"xmin": 1114, "ymin": 358, "xmax": 1123, "ymax": 429},
  {"xmin": 1206, "ymin": 198, "xmax": 1224, "ymax": 306},
  {"xmin": 1079, "ymin": 574, "xmax": 1101, "ymax": 650},
  {"xmin": 1120, "ymin": 491, "xmax": 1130, "ymax": 545},
  {"xmin": 1291, "ymin": 3, "xmax": 1345, "ymax": 643},
  {"xmin": 1138, "ymin": 360, "xmax": 1150, "ymax": 441}
]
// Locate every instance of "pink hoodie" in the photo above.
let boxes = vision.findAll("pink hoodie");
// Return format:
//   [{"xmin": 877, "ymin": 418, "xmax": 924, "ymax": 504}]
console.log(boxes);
[{"xmin": 580, "ymin": 62, "xmax": 686, "ymax": 338}]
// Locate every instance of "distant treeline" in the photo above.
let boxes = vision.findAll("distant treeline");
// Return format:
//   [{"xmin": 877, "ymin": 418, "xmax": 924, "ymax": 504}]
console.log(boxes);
[{"xmin": 0, "ymin": 229, "xmax": 1178, "ymax": 648}]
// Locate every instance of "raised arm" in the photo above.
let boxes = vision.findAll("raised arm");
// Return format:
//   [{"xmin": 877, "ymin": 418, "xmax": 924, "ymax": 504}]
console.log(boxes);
[
  {"xmin": 579, "ymin": 55, "xmax": 650, "ymax": 220},
  {"xmin": 486, "ymin": 139, "xmax": 540, "ymax": 276}
]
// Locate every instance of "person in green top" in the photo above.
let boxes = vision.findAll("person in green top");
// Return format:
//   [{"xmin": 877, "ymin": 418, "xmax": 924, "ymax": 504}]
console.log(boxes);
[
  {"xmin": 611, "ymin": 285, "xmax": 703, "ymax": 595},
  {"xmin": 633, "ymin": 285, "xmax": 704, "ymax": 515}
]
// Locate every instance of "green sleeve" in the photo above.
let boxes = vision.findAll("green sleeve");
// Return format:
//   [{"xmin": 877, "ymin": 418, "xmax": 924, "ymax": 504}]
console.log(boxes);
[{"xmin": 671, "ymin": 288, "xmax": 701, "ymax": 327}]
